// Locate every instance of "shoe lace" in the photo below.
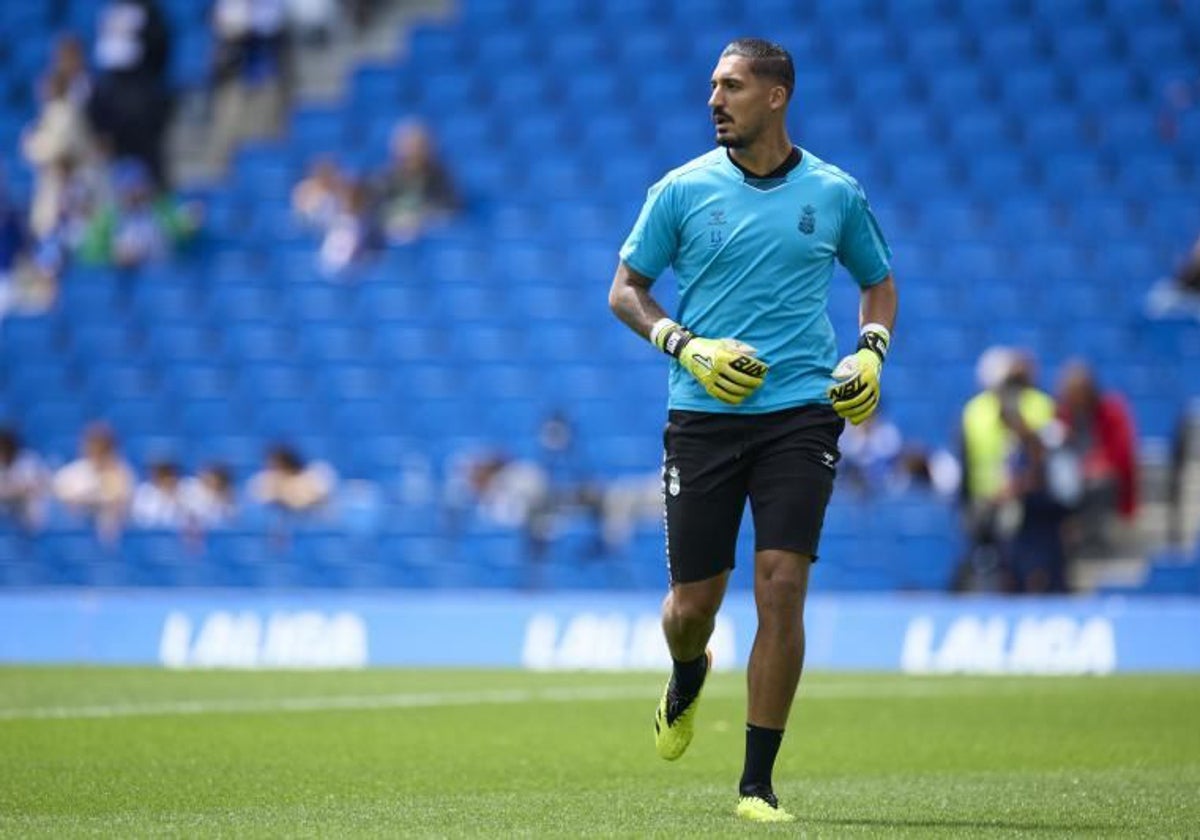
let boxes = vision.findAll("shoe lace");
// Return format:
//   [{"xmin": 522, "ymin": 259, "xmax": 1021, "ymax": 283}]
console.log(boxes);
[
  {"xmin": 664, "ymin": 682, "xmax": 696, "ymax": 725},
  {"xmin": 741, "ymin": 788, "xmax": 779, "ymax": 809}
]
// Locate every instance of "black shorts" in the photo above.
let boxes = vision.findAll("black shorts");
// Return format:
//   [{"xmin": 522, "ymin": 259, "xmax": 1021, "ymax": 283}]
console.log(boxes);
[{"xmin": 662, "ymin": 404, "xmax": 844, "ymax": 584}]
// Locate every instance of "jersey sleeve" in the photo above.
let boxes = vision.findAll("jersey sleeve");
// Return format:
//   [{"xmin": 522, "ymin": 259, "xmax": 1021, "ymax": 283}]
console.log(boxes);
[
  {"xmin": 836, "ymin": 179, "xmax": 892, "ymax": 287},
  {"xmin": 618, "ymin": 177, "xmax": 680, "ymax": 280}
]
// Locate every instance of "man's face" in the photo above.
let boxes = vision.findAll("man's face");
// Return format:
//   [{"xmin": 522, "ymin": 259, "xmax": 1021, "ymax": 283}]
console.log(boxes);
[{"xmin": 707, "ymin": 55, "xmax": 782, "ymax": 149}]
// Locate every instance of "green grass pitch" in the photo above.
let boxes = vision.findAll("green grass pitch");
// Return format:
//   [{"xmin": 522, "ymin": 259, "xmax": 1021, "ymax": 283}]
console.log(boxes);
[{"xmin": 1, "ymin": 668, "xmax": 1197, "ymax": 837}]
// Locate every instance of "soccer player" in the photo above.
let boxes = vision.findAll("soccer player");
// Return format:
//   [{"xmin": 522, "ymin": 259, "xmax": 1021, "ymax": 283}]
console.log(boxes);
[{"xmin": 608, "ymin": 39, "xmax": 897, "ymax": 823}]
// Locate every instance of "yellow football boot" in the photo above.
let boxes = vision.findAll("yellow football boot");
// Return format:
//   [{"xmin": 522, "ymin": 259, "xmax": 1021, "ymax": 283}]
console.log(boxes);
[{"xmin": 653, "ymin": 649, "xmax": 712, "ymax": 761}]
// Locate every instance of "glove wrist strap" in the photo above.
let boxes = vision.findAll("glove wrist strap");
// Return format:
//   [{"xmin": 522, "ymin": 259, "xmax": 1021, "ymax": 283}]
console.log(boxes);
[
  {"xmin": 650, "ymin": 318, "xmax": 693, "ymax": 358},
  {"xmin": 857, "ymin": 323, "xmax": 891, "ymax": 364}
]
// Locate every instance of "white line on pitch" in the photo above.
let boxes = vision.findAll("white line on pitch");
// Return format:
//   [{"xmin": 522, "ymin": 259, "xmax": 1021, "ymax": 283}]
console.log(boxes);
[{"xmin": 0, "ymin": 677, "xmax": 1059, "ymax": 722}]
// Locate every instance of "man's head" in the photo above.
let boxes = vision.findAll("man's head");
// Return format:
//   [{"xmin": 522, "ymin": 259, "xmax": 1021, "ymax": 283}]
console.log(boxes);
[
  {"xmin": 0, "ymin": 428, "xmax": 18, "ymax": 466},
  {"xmin": 82, "ymin": 424, "xmax": 118, "ymax": 462},
  {"xmin": 149, "ymin": 461, "xmax": 181, "ymax": 490},
  {"xmin": 708, "ymin": 39, "xmax": 794, "ymax": 149},
  {"xmin": 200, "ymin": 464, "xmax": 234, "ymax": 496},
  {"xmin": 1057, "ymin": 359, "xmax": 1099, "ymax": 415},
  {"xmin": 266, "ymin": 445, "xmax": 304, "ymax": 476},
  {"xmin": 391, "ymin": 120, "xmax": 435, "ymax": 169}
]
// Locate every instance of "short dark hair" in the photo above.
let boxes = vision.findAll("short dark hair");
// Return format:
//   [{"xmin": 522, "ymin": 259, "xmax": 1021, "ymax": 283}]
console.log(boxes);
[{"xmin": 720, "ymin": 38, "xmax": 795, "ymax": 100}]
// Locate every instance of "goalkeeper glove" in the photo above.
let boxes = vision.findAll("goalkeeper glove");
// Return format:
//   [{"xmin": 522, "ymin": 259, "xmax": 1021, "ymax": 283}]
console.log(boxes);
[
  {"xmin": 650, "ymin": 318, "xmax": 768, "ymax": 405},
  {"xmin": 828, "ymin": 323, "xmax": 890, "ymax": 425}
]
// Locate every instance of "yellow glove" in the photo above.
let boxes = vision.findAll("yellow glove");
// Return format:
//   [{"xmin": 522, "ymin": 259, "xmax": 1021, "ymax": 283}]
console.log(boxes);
[
  {"xmin": 651, "ymin": 319, "xmax": 768, "ymax": 405},
  {"xmin": 829, "ymin": 324, "xmax": 890, "ymax": 425}
]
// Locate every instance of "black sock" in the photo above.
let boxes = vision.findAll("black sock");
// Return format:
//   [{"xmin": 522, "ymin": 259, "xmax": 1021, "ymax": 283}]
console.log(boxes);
[
  {"xmin": 671, "ymin": 653, "xmax": 708, "ymax": 698},
  {"xmin": 739, "ymin": 724, "xmax": 784, "ymax": 796}
]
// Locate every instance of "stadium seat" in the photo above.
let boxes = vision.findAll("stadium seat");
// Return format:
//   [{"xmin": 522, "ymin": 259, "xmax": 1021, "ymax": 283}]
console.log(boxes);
[{"xmin": 2, "ymin": 0, "xmax": 1196, "ymax": 596}]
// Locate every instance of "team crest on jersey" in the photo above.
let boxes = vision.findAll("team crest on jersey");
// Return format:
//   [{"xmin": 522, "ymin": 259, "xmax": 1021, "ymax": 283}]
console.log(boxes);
[
  {"xmin": 798, "ymin": 205, "xmax": 816, "ymax": 235},
  {"xmin": 667, "ymin": 465, "xmax": 681, "ymax": 497}
]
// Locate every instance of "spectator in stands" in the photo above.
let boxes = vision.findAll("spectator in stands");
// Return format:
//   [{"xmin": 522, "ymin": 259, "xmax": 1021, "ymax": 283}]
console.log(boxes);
[
  {"xmin": 21, "ymin": 71, "xmax": 92, "ymax": 240},
  {"xmin": 209, "ymin": 0, "xmax": 291, "ymax": 168},
  {"xmin": 248, "ymin": 445, "xmax": 335, "ymax": 513},
  {"xmin": 287, "ymin": 0, "xmax": 338, "ymax": 45},
  {"xmin": 582, "ymin": 472, "xmax": 662, "ymax": 557},
  {"xmin": 1147, "ymin": 233, "xmax": 1200, "ymax": 320},
  {"xmin": 1182, "ymin": 236, "xmax": 1200, "ymax": 297},
  {"xmin": 182, "ymin": 464, "xmax": 238, "ymax": 528},
  {"xmin": 349, "ymin": 0, "xmax": 384, "ymax": 30},
  {"xmin": 0, "ymin": 176, "xmax": 33, "ymax": 319},
  {"xmin": 291, "ymin": 157, "xmax": 345, "ymax": 230},
  {"xmin": 997, "ymin": 393, "xmax": 1075, "ymax": 594},
  {"xmin": 375, "ymin": 120, "xmax": 459, "ymax": 244},
  {"xmin": 839, "ymin": 410, "xmax": 903, "ymax": 497},
  {"xmin": 76, "ymin": 158, "xmax": 200, "ymax": 268},
  {"xmin": 52, "ymin": 423, "xmax": 135, "ymax": 540},
  {"xmin": 1056, "ymin": 360, "xmax": 1139, "ymax": 554},
  {"xmin": 316, "ymin": 177, "xmax": 379, "ymax": 276},
  {"xmin": 891, "ymin": 446, "xmax": 961, "ymax": 500},
  {"xmin": 956, "ymin": 348, "xmax": 1058, "ymax": 591},
  {"xmin": 537, "ymin": 410, "xmax": 590, "ymax": 493},
  {"xmin": 0, "ymin": 428, "xmax": 49, "ymax": 532},
  {"xmin": 130, "ymin": 460, "xmax": 188, "ymax": 528},
  {"xmin": 87, "ymin": 0, "xmax": 173, "ymax": 187},
  {"xmin": 43, "ymin": 35, "xmax": 92, "ymax": 107},
  {"xmin": 463, "ymin": 452, "xmax": 550, "ymax": 531}
]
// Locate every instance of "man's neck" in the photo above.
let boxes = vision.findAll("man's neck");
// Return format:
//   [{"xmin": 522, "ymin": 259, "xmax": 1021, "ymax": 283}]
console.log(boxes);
[{"xmin": 727, "ymin": 133, "xmax": 795, "ymax": 178}]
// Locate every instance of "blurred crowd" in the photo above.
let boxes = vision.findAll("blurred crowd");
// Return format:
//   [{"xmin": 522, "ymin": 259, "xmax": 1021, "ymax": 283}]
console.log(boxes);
[
  {"xmin": 956, "ymin": 349, "xmax": 1139, "ymax": 594},
  {"xmin": 0, "ymin": 423, "xmax": 335, "ymax": 542},
  {"xmin": 1146, "ymin": 231, "xmax": 1200, "ymax": 321},
  {"xmin": 3, "ymin": 1, "xmax": 201, "ymax": 320},
  {"xmin": 2, "ymin": 0, "xmax": 396, "ymax": 318},
  {"xmin": 291, "ymin": 119, "xmax": 460, "ymax": 276}
]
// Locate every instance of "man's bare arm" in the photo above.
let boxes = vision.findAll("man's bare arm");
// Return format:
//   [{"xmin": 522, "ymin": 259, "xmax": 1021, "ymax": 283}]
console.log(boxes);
[
  {"xmin": 860, "ymin": 273, "xmax": 898, "ymax": 333},
  {"xmin": 608, "ymin": 260, "xmax": 670, "ymax": 340}
]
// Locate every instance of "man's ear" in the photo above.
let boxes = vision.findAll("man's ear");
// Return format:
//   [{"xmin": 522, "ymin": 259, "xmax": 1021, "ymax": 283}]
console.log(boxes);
[{"xmin": 769, "ymin": 85, "xmax": 788, "ymax": 111}]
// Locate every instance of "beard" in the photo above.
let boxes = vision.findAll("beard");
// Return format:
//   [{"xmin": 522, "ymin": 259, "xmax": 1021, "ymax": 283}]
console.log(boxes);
[{"xmin": 714, "ymin": 114, "xmax": 759, "ymax": 149}]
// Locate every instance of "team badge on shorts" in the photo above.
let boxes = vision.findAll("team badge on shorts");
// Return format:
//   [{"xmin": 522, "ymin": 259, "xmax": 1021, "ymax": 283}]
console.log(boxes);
[{"xmin": 667, "ymin": 465, "xmax": 681, "ymax": 496}]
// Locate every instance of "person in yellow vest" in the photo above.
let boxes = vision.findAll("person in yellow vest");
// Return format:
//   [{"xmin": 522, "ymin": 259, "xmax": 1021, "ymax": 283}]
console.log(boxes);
[{"xmin": 957, "ymin": 349, "xmax": 1062, "ymax": 591}]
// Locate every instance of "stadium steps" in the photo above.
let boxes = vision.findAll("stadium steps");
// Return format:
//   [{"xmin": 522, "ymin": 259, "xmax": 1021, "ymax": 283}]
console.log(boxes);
[{"xmin": 168, "ymin": 0, "xmax": 450, "ymax": 186}]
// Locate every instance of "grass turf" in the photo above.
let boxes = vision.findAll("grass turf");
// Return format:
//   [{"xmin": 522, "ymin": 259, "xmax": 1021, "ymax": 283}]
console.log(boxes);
[{"xmin": 0, "ymin": 669, "xmax": 1197, "ymax": 837}]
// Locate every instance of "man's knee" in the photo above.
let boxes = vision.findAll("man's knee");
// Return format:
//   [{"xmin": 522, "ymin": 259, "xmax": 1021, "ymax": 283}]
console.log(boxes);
[
  {"xmin": 666, "ymin": 577, "xmax": 726, "ymax": 626},
  {"xmin": 755, "ymin": 550, "xmax": 811, "ymax": 613}
]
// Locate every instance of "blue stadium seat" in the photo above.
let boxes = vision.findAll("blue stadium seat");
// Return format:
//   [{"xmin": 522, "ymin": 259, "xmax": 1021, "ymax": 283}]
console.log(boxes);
[
  {"xmin": 997, "ymin": 66, "xmax": 1068, "ymax": 110},
  {"xmin": 920, "ymin": 68, "xmax": 996, "ymax": 114},
  {"xmin": 147, "ymin": 324, "xmax": 221, "ymax": 364},
  {"xmin": 1051, "ymin": 23, "xmax": 1118, "ymax": 69},
  {"xmin": 903, "ymin": 25, "xmax": 971, "ymax": 71},
  {"xmin": 0, "ymin": 0, "xmax": 1193, "ymax": 598},
  {"xmin": 222, "ymin": 323, "xmax": 295, "ymax": 363},
  {"xmin": 1069, "ymin": 66, "xmax": 1139, "ymax": 108},
  {"xmin": 871, "ymin": 111, "xmax": 941, "ymax": 149},
  {"xmin": 946, "ymin": 110, "xmax": 1015, "ymax": 151},
  {"xmin": 1125, "ymin": 23, "xmax": 1191, "ymax": 68},
  {"xmin": 68, "ymin": 319, "xmax": 139, "ymax": 362}
]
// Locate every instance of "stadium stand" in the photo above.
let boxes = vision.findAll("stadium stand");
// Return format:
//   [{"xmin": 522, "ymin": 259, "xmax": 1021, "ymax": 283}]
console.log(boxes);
[{"xmin": 0, "ymin": 0, "xmax": 1198, "ymax": 593}]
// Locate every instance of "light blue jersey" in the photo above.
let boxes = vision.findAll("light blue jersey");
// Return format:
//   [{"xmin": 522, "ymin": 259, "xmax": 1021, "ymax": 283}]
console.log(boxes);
[{"xmin": 620, "ymin": 147, "xmax": 891, "ymax": 413}]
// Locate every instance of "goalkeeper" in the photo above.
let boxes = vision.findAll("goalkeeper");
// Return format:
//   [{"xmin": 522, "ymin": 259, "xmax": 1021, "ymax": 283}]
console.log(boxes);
[{"xmin": 607, "ymin": 38, "xmax": 897, "ymax": 824}]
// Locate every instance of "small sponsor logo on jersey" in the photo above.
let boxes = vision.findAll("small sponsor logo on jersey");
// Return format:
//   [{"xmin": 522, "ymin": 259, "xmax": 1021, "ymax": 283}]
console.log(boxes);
[
  {"xmin": 708, "ymin": 209, "xmax": 727, "ymax": 247},
  {"xmin": 798, "ymin": 204, "xmax": 816, "ymax": 235}
]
